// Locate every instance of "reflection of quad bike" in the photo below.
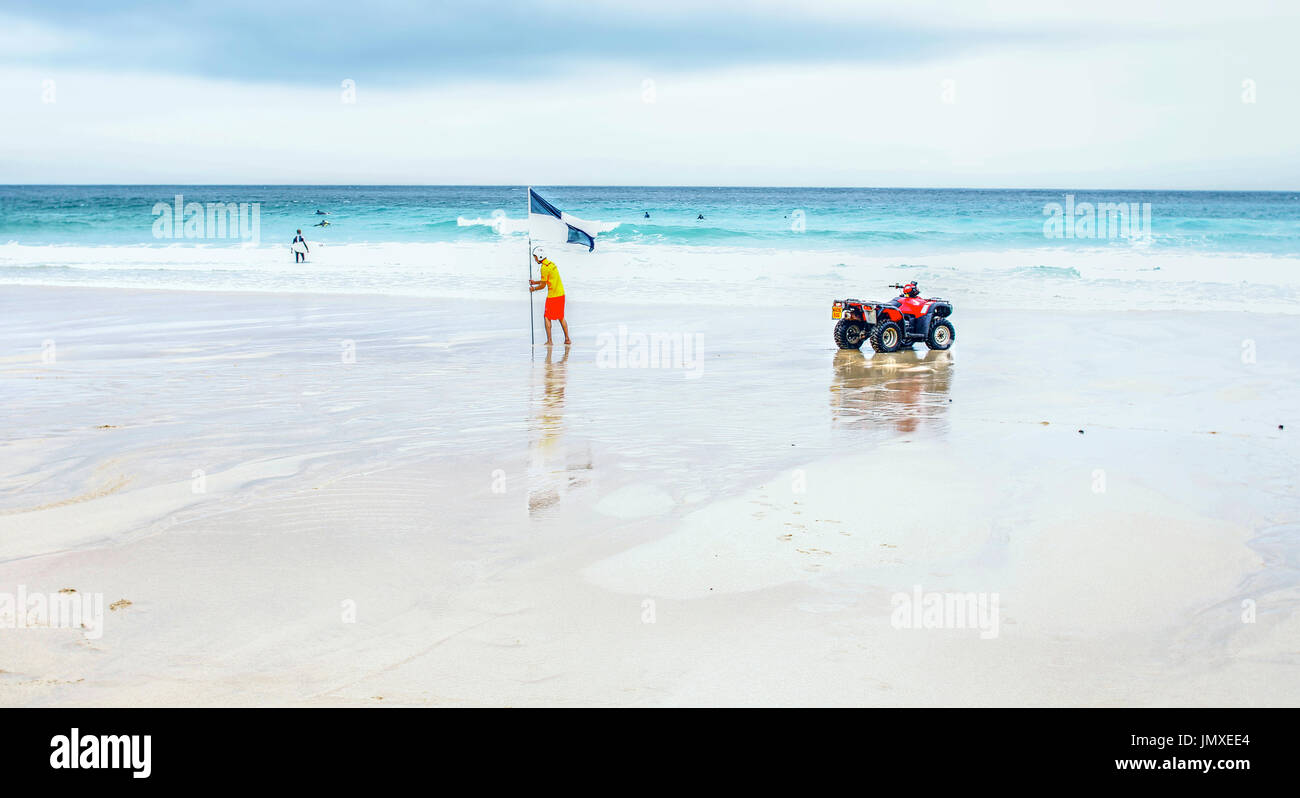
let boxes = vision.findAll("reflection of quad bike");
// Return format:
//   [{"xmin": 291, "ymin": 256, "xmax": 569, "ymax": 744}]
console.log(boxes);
[
  {"xmin": 830, "ymin": 349, "xmax": 954, "ymax": 432},
  {"xmin": 832, "ymin": 282, "xmax": 955, "ymax": 352}
]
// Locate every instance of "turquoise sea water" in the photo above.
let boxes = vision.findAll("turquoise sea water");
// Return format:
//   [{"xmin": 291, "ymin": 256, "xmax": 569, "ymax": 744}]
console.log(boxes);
[
  {"xmin": 2, "ymin": 186, "xmax": 1298, "ymax": 310},
  {"xmin": 3, "ymin": 185, "xmax": 1299, "ymax": 254}
]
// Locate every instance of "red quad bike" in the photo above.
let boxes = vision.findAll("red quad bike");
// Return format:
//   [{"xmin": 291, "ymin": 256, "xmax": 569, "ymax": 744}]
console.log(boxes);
[{"xmin": 832, "ymin": 282, "xmax": 955, "ymax": 353}]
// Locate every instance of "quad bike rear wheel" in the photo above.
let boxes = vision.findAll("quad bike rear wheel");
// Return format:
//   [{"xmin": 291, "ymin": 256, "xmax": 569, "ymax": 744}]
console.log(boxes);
[
  {"xmin": 834, "ymin": 320, "xmax": 868, "ymax": 350},
  {"xmin": 925, "ymin": 319, "xmax": 955, "ymax": 351},
  {"xmin": 870, "ymin": 320, "xmax": 903, "ymax": 353}
]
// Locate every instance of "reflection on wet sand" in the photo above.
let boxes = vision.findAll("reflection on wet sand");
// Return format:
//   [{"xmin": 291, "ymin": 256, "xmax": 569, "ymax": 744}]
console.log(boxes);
[
  {"xmin": 527, "ymin": 345, "xmax": 592, "ymax": 516},
  {"xmin": 830, "ymin": 349, "xmax": 954, "ymax": 434}
]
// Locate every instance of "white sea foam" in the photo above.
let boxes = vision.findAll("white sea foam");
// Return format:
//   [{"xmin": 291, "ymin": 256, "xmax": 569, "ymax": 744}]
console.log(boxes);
[
  {"xmin": 456, "ymin": 215, "xmax": 621, "ymax": 235},
  {"xmin": 0, "ymin": 240, "xmax": 1296, "ymax": 312},
  {"xmin": 456, "ymin": 215, "xmax": 530, "ymax": 235}
]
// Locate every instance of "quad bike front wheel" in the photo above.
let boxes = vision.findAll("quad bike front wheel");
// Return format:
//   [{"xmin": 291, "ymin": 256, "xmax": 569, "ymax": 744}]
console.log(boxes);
[
  {"xmin": 926, "ymin": 319, "xmax": 955, "ymax": 350},
  {"xmin": 870, "ymin": 320, "xmax": 903, "ymax": 353},
  {"xmin": 834, "ymin": 320, "xmax": 868, "ymax": 350}
]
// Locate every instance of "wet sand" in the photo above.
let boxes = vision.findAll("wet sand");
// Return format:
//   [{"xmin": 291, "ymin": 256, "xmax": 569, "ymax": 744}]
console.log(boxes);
[{"xmin": 0, "ymin": 285, "xmax": 1296, "ymax": 706}]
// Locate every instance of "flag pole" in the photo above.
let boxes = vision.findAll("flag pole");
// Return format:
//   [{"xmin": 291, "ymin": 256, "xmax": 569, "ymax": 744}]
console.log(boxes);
[{"xmin": 526, "ymin": 186, "xmax": 534, "ymax": 346}]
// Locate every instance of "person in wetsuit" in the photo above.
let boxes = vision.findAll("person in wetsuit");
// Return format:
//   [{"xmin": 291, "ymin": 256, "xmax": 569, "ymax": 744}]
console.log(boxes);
[{"xmin": 291, "ymin": 230, "xmax": 309, "ymax": 263}]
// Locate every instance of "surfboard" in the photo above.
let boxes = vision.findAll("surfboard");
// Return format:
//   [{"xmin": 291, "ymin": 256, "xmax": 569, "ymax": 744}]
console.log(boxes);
[{"xmin": 292, "ymin": 241, "xmax": 307, "ymax": 254}]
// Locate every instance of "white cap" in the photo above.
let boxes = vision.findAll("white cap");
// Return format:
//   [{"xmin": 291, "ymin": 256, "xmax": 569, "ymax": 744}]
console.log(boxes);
[{"xmin": 531, "ymin": 246, "xmax": 546, "ymax": 259}]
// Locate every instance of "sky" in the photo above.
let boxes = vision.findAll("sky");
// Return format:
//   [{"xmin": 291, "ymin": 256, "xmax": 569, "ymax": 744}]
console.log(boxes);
[{"xmin": 1, "ymin": 0, "xmax": 1298, "ymax": 188}]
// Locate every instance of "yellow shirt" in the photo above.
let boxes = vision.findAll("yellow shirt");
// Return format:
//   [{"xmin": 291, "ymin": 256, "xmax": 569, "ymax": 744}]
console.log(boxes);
[{"xmin": 539, "ymin": 259, "xmax": 565, "ymax": 298}]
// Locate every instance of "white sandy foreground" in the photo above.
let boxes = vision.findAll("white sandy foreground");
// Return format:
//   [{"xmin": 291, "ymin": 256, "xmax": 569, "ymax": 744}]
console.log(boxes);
[{"xmin": 0, "ymin": 285, "xmax": 1296, "ymax": 706}]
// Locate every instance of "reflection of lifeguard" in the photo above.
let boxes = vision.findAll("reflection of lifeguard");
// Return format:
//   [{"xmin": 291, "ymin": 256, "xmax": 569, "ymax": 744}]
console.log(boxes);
[
  {"xmin": 539, "ymin": 344, "xmax": 568, "ymax": 449},
  {"xmin": 528, "ymin": 345, "xmax": 579, "ymax": 515},
  {"xmin": 830, "ymin": 349, "xmax": 953, "ymax": 434}
]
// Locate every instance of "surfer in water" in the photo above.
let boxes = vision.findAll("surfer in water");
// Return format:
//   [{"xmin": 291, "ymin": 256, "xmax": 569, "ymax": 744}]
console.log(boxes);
[
  {"xmin": 529, "ymin": 246, "xmax": 571, "ymax": 346},
  {"xmin": 291, "ymin": 229, "xmax": 309, "ymax": 263},
  {"xmin": 314, "ymin": 220, "xmax": 330, "ymax": 227}
]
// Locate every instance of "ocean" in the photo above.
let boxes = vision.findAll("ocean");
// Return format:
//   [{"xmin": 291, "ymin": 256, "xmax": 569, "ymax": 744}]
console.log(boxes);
[{"xmin": 2, "ymin": 185, "xmax": 1298, "ymax": 311}]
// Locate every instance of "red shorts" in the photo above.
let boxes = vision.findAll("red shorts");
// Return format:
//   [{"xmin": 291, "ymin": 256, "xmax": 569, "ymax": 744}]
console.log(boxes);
[{"xmin": 544, "ymin": 294, "xmax": 565, "ymax": 320}]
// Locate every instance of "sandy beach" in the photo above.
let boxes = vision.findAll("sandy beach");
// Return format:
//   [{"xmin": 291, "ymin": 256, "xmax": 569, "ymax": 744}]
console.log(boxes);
[{"xmin": 0, "ymin": 284, "xmax": 1295, "ymax": 706}]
